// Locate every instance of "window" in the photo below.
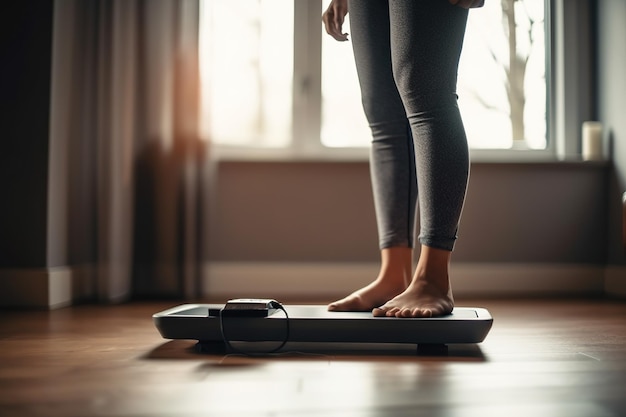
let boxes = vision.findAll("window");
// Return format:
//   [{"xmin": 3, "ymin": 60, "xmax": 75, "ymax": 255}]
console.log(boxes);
[
  {"xmin": 320, "ymin": 10, "xmax": 369, "ymax": 148},
  {"xmin": 199, "ymin": 1, "xmax": 293, "ymax": 147},
  {"xmin": 200, "ymin": 1, "xmax": 585, "ymax": 160},
  {"xmin": 457, "ymin": 0, "xmax": 546, "ymax": 150}
]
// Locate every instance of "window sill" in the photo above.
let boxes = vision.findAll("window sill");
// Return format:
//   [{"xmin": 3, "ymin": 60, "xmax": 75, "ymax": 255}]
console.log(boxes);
[
  {"xmin": 210, "ymin": 146, "xmax": 371, "ymax": 163},
  {"xmin": 210, "ymin": 145, "xmax": 610, "ymax": 167}
]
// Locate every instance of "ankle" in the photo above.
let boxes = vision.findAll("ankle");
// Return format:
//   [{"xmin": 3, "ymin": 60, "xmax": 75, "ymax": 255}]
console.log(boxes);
[
  {"xmin": 379, "ymin": 246, "xmax": 413, "ymax": 286},
  {"xmin": 413, "ymin": 245, "xmax": 451, "ymax": 289},
  {"xmin": 416, "ymin": 245, "xmax": 451, "ymax": 269}
]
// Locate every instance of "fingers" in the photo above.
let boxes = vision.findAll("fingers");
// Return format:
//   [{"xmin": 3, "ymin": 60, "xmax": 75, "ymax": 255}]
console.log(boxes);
[
  {"xmin": 322, "ymin": 1, "xmax": 349, "ymax": 41},
  {"xmin": 322, "ymin": 11, "xmax": 348, "ymax": 41}
]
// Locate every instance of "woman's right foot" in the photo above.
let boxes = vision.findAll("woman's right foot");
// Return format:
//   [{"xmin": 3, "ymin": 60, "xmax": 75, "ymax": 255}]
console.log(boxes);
[
  {"xmin": 327, "ymin": 279, "xmax": 407, "ymax": 312},
  {"xmin": 327, "ymin": 247, "xmax": 413, "ymax": 312}
]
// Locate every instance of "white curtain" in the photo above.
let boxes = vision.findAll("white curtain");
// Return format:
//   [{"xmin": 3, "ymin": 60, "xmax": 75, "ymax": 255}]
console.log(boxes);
[{"xmin": 49, "ymin": 0, "xmax": 207, "ymax": 303}]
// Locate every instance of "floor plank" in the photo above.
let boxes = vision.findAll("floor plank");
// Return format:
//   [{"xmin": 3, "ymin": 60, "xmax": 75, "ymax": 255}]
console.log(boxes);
[{"xmin": 1, "ymin": 298, "xmax": 625, "ymax": 416}]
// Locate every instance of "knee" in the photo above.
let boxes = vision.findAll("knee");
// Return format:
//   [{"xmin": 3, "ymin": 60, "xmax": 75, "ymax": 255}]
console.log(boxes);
[
  {"xmin": 391, "ymin": 65, "xmax": 458, "ymax": 113},
  {"xmin": 360, "ymin": 88, "xmax": 407, "ymax": 125}
]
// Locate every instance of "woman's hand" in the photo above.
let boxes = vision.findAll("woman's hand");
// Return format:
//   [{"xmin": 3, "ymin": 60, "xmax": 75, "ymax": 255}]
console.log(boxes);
[
  {"xmin": 322, "ymin": 0, "xmax": 349, "ymax": 42},
  {"xmin": 448, "ymin": 0, "xmax": 485, "ymax": 8}
]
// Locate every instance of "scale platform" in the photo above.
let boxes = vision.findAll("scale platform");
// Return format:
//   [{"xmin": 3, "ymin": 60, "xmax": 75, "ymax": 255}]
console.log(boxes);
[{"xmin": 153, "ymin": 304, "xmax": 493, "ymax": 347}]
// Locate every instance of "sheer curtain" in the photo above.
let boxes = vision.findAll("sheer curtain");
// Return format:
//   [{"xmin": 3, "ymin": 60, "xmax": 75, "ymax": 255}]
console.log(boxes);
[{"xmin": 49, "ymin": 0, "xmax": 207, "ymax": 303}]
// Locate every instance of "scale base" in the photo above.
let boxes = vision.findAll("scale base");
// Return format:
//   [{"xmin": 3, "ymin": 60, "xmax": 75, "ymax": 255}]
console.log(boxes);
[{"xmin": 153, "ymin": 304, "xmax": 493, "ymax": 349}]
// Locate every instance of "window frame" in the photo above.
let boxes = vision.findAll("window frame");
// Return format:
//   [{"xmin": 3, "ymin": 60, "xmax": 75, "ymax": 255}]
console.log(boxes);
[{"xmin": 207, "ymin": 0, "xmax": 593, "ymax": 163}]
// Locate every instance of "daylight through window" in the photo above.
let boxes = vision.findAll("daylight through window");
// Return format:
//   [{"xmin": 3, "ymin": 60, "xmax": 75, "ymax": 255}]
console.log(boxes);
[{"xmin": 200, "ymin": 0, "xmax": 547, "ymax": 151}]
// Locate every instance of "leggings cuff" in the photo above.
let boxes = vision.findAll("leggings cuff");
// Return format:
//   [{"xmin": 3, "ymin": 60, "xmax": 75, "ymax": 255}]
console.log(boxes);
[
  {"xmin": 379, "ymin": 238, "xmax": 413, "ymax": 250},
  {"xmin": 418, "ymin": 236, "xmax": 456, "ymax": 252}
]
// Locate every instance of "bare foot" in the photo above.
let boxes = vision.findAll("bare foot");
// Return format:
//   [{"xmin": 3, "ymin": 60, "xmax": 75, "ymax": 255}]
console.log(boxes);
[
  {"xmin": 327, "ymin": 279, "xmax": 407, "ymax": 312},
  {"xmin": 328, "ymin": 247, "xmax": 412, "ymax": 312},
  {"xmin": 372, "ymin": 279, "xmax": 454, "ymax": 318},
  {"xmin": 372, "ymin": 245, "xmax": 454, "ymax": 318}
]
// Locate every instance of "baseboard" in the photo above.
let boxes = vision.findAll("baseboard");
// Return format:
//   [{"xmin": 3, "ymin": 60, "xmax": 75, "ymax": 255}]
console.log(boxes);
[
  {"xmin": 1, "ymin": 262, "xmax": 617, "ymax": 307},
  {"xmin": 0, "ymin": 264, "xmax": 96, "ymax": 309},
  {"xmin": 0, "ymin": 267, "xmax": 71, "ymax": 309},
  {"xmin": 202, "ymin": 262, "xmax": 607, "ymax": 301},
  {"xmin": 605, "ymin": 266, "xmax": 626, "ymax": 298}
]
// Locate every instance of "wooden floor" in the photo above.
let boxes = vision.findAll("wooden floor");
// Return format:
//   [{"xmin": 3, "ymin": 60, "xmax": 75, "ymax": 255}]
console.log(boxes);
[{"xmin": 1, "ymin": 298, "xmax": 626, "ymax": 417}]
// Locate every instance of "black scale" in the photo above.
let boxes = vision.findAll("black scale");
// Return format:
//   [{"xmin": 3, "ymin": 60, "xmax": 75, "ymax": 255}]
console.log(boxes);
[{"xmin": 153, "ymin": 299, "xmax": 493, "ymax": 353}]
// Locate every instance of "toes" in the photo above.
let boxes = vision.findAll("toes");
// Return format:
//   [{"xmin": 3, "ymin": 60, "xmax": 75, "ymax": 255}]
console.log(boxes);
[
  {"xmin": 372, "ymin": 306, "xmax": 398, "ymax": 317},
  {"xmin": 373, "ymin": 303, "xmax": 452, "ymax": 318},
  {"xmin": 327, "ymin": 295, "xmax": 366, "ymax": 312},
  {"xmin": 386, "ymin": 307, "xmax": 400, "ymax": 317},
  {"xmin": 373, "ymin": 306, "xmax": 436, "ymax": 318},
  {"xmin": 399, "ymin": 307, "xmax": 435, "ymax": 318},
  {"xmin": 327, "ymin": 300, "xmax": 345, "ymax": 311},
  {"xmin": 372, "ymin": 307, "xmax": 386, "ymax": 317}
]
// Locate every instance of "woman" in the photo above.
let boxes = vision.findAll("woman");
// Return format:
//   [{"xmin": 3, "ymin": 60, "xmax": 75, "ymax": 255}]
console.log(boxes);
[{"xmin": 322, "ymin": 0, "xmax": 483, "ymax": 318}]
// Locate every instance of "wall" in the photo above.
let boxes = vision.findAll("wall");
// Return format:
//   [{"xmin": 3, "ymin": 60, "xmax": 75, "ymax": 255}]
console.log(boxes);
[
  {"xmin": 597, "ymin": 0, "xmax": 626, "ymax": 296},
  {"xmin": 0, "ymin": 2, "xmax": 73, "ymax": 308},
  {"xmin": 209, "ymin": 161, "xmax": 608, "ymax": 264},
  {"xmin": 205, "ymin": 160, "xmax": 609, "ymax": 300},
  {"xmin": 0, "ymin": 2, "xmax": 53, "ymax": 269}
]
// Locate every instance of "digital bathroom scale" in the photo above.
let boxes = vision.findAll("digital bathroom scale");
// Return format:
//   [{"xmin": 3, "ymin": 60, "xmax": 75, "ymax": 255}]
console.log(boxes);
[{"xmin": 153, "ymin": 303, "xmax": 493, "ymax": 349}]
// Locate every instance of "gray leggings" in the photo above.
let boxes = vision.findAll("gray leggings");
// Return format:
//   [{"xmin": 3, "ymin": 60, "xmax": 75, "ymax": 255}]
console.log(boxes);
[{"xmin": 349, "ymin": 0, "xmax": 470, "ymax": 251}]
